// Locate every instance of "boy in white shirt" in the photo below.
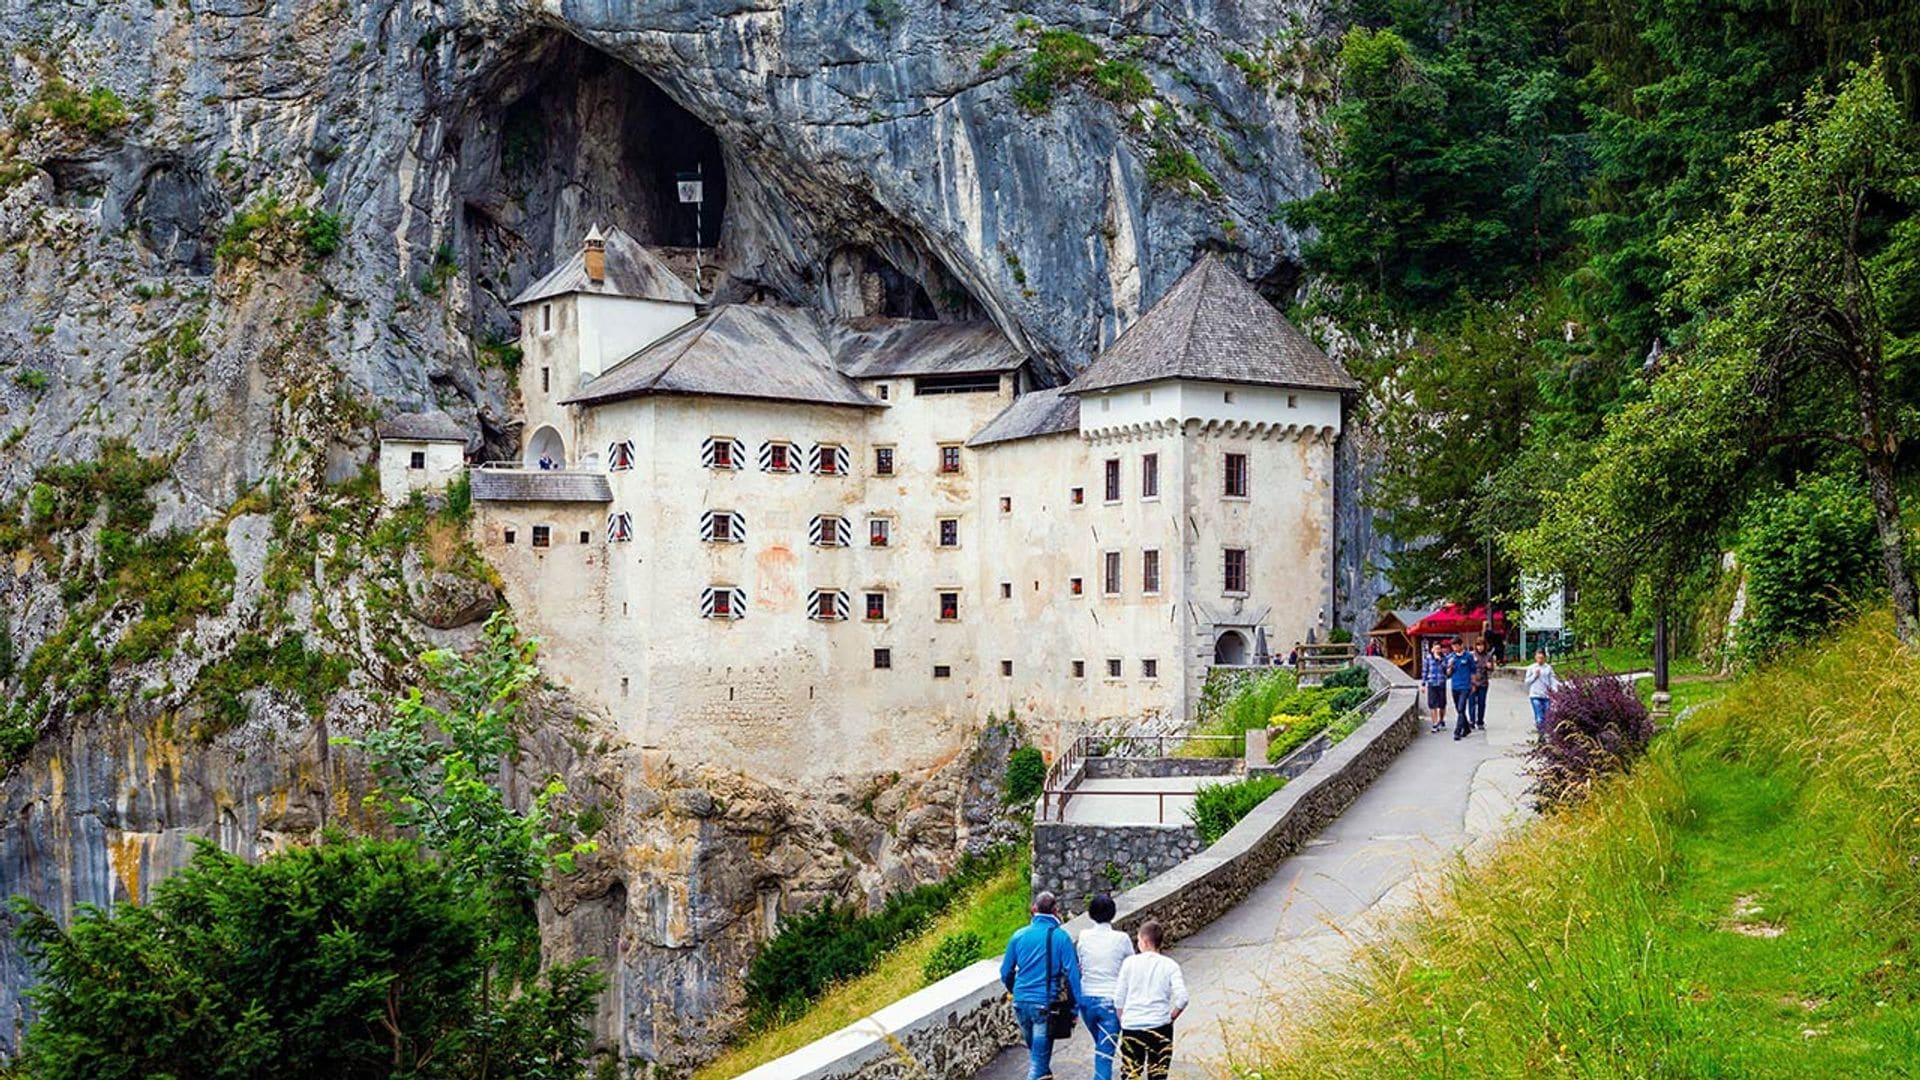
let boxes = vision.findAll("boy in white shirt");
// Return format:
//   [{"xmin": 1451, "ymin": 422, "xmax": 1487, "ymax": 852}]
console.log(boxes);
[
  {"xmin": 1113, "ymin": 919, "xmax": 1187, "ymax": 1080},
  {"xmin": 1074, "ymin": 894, "xmax": 1133, "ymax": 1080}
]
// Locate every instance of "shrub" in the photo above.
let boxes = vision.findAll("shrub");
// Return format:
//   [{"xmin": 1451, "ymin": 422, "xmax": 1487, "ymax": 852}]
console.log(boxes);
[
  {"xmin": 13, "ymin": 370, "xmax": 49, "ymax": 391},
  {"xmin": 980, "ymin": 42, "xmax": 1012, "ymax": 70},
  {"xmin": 1190, "ymin": 775, "xmax": 1286, "ymax": 844},
  {"xmin": 922, "ymin": 930, "xmax": 985, "ymax": 983},
  {"xmin": 1735, "ymin": 472, "xmax": 1878, "ymax": 659},
  {"xmin": 1003, "ymin": 745, "xmax": 1045, "ymax": 805},
  {"xmin": 1090, "ymin": 59, "xmax": 1151, "ymax": 103},
  {"xmin": 1531, "ymin": 675, "xmax": 1655, "ymax": 806},
  {"xmin": 1321, "ymin": 663, "xmax": 1370, "ymax": 690},
  {"xmin": 1146, "ymin": 138, "xmax": 1223, "ymax": 196},
  {"xmin": 1014, "ymin": 29, "xmax": 1104, "ymax": 112}
]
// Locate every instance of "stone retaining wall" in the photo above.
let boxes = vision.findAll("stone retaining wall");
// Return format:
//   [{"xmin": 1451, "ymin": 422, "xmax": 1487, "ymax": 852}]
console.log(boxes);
[
  {"xmin": 1031, "ymin": 820, "xmax": 1207, "ymax": 908},
  {"xmin": 1082, "ymin": 756, "xmax": 1241, "ymax": 780},
  {"xmin": 746, "ymin": 655, "xmax": 1421, "ymax": 1079}
]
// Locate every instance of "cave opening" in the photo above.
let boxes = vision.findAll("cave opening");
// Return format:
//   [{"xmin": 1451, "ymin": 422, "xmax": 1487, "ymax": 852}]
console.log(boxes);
[{"xmin": 457, "ymin": 32, "xmax": 730, "ymax": 328}]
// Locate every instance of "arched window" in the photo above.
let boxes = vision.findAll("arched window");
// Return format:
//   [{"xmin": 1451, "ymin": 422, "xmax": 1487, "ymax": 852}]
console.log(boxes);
[
  {"xmin": 1214, "ymin": 630, "xmax": 1249, "ymax": 665},
  {"xmin": 607, "ymin": 512, "xmax": 634, "ymax": 542},
  {"xmin": 608, "ymin": 440, "xmax": 637, "ymax": 471},
  {"xmin": 525, "ymin": 425, "xmax": 567, "ymax": 469}
]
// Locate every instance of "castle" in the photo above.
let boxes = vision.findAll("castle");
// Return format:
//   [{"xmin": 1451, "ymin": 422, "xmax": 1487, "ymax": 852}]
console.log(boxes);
[{"xmin": 381, "ymin": 227, "xmax": 1355, "ymax": 782}]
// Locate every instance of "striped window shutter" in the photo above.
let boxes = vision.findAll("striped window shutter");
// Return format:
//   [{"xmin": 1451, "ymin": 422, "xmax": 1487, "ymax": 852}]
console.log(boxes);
[
  {"xmin": 607, "ymin": 512, "xmax": 633, "ymax": 542},
  {"xmin": 809, "ymin": 590, "xmax": 850, "ymax": 621},
  {"xmin": 809, "ymin": 444, "xmax": 850, "ymax": 476},
  {"xmin": 703, "ymin": 437, "xmax": 743, "ymax": 469},
  {"xmin": 700, "ymin": 511, "xmax": 745, "ymax": 543},
  {"xmin": 702, "ymin": 587, "xmax": 747, "ymax": 620},
  {"xmin": 608, "ymin": 441, "xmax": 636, "ymax": 471},
  {"xmin": 809, "ymin": 515, "xmax": 848, "ymax": 547},
  {"xmin": 759, "ymin": 441, "xmax": 796, "ymax": 472}
]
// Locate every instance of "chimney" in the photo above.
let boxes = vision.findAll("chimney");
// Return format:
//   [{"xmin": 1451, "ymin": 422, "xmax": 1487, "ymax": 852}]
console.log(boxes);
[{"xmin": 583, "ymin": 224, "xmax": 606, "ymax": 284}]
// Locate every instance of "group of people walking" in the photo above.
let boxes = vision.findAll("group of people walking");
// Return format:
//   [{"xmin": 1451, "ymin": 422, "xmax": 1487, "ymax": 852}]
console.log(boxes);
[
  {"xmin": 1420, "ymin": 636, "xmax": 1493, "ymax": 739},
  {"xmin": 999, "ymin": 892, "xmax": 1187, "ymax": 1080}
]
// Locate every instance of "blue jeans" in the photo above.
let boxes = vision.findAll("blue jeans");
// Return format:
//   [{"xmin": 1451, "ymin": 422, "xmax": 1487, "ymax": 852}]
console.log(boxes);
[
  {"xmin": 1452, "ymin": 688, "xmax": 1473, "ymax": 737},
  {"xmin": 1472, "ymin": 686, "xmax": 1489, "ymax": 727},
  {"xmin": 1014, "ymin": 1003, "xmax": 1055, "ymax": 1080},
  {"xmin": 1082, "ymin": 997, "xmax": 1120, "ymax": 1080},
  {"xmin": 1531, "ymin": 696, "xmax": 1550, "ymax": 730}
]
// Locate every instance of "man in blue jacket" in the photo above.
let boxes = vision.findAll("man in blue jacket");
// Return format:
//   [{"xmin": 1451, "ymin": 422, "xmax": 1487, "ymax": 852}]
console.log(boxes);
[
  {"xmin": 1447, "ymin": 637, "xmax": 1478, "ymax": 741},
  {"xmin": 999, "ymin": 891, "xmax": 1084, "ymax": 1080}
]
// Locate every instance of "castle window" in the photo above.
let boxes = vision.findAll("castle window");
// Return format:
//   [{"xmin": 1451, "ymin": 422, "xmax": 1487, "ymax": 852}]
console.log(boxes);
[
  {"xmin": 938, "ymin": 444, "xmax": 962, "ymax": 474},
  {"xmin": 868, "ymin": 518, "xmax": 891, "ymax": 547},
  {"xmin": 542, "ymin": 303, "xmax": 552, "ymax": 333},
  {"xmin": 865, "ymin": 592, "xmax": 887, "ymax": 621},
  {"xmin": 1224, "ymin": 390, "xmax": 1236, "ymax": 404},
  {"xmin": 1224, "ymin": 453, "xmax": 1249, "ymax": 498},
  {"xmin": 1071, "ymin": 486, "xmax": 1085, "ymax": 505},
  {"xmin": 578, "ymin": 530, "xmax": 590, "ymax": 544},
  {"xmin": 809, "ymin": 589, "xmax": 849, "ymax": 622},
  {"xmin": 1105, "ymin": 657, "xmax": 1123, "ymax": 679},
  {"xmin": 933, "ymin": 664, "xmax": 952, "ymax": 678},
  {"xmin": 503, "ymin": 528, "xmax": 517, "ymax": 545},
  {"xmin": 1070, "ymin": 576, "xmax": 1084, "ymax": 596},
  {"xmin": 877, "ymin": 383, "xmax": 891, "ymax": 400},
  {"xmin": 916, "ymin": 373, "xmax": 1000, "ymax": 395},
  {"xmin": 874, "ymin": 447, "xmax": 895, "ymax": 475},
  {"xmin": 1102, "ymin": 551, "xmax": 1121, "ymax": 596},
  {"xmin": 704, "ymin": 437, "xmax": 743, "ymax": 470},
  {"xmin": 1142, "ymin": 658, "xmax": 1159, "ymax": 679},
  {"xmin": 938, "ymin": 591, "xmax": 959, "ymax": 621},
  {"xmin": 607, "ymin": 512, "xmax": 633, "ymax": 543},
  {"xmin": 1141, "ymin": 453, "xmax": 1159, "ymax": 498},
  {"xmin": 702, "ymin": 586, "xmax": 746, "ymax": 620},
  {"xmin": 1104, "ymin": 459, "xmax": 1121, "ymax": 502},
  {"xmin": 1287, "ymin": 394, "xmax": 1298, "ymax": 408},
  {"xmin": 408, "ymin": 450, "xmax": 426, "ymax": 470},
  {"xmin": 810, "ymin": 443, "xmax": 850, "ymax": 476},
  {"xmin": 1142, "ymin": 549, "xmax": 1161, "ymax": 594},
  {"xmin": 1224, "ymin": 547, "xmax": 1248, "ymax": 594},
  {"xmin": 532, "ymin": 526, "xmax": 551, "ymax": 548},
  {"xmin": 1000, "ymin": 582, "xmax": 1012, "ymax": 599},
  {"xmin": 1072, "ymin": 659, "xmax": 1086, "ymax": 678},
  {"xmin": 541, "ymin": 368, "xmax": 551, "ymax": 394},
  {"xmin": 761, "ymin": 441, "xmax": 799, "ymax": 473},
  {"xmin": 608, "ymin": 440, "xmax": 637, "ymax": 471},
  {"xmin": 999, "ymin": 495, "xmax": 1012, "ymax": 514},
  {"xmin": 701, "ymin": 510, "xmax": 746, "ymax": 543},
  {"xmin": 874, "ymin": 648, "xmax": 892, "ymax": 670},
  {"xmin": 1000, "ymin": 660, "xmax": 1013, "ymax": 677},
  {"xmin": 810, "ymin": 515, "xmax": 851, "ymax": 547},
  {"xmin": 938, "ymin": 518, "xmax": 959, "ymax": 548}
]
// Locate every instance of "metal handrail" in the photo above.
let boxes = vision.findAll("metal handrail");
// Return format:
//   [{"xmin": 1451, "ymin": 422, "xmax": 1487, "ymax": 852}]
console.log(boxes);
[{"xmin": 1036, "ymin": 786, "xmax": 1194, "ymax": 825}]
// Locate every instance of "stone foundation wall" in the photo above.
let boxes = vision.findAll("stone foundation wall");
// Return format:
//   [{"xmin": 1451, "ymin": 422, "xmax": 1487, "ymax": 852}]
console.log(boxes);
[
  {"xmin": 1082, "ymin": 756, "xmax": 1241, "ymax": 780},
  {"xmin": 1031, "ymin": 821, "xmax": 1207, "ymax": 909}
]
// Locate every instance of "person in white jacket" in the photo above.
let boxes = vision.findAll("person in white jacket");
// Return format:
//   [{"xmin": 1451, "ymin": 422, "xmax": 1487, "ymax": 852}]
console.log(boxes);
[
  {"xmin": 1113, "ymin": 920, "xmax": 1187, "ymax": 1080},
  {"xmin": 1074, "ymin": 894, "xmax": 1132, "ymax": 1080},
  {"xmin": 1524, "ymin": 649, "xmax": 1558, "ymax": 733}
]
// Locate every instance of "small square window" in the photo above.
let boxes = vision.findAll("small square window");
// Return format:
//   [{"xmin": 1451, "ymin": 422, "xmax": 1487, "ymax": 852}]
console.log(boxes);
[
  {"xmin": 532, "ymin": 526, "xmax": 551, "ymax": 548},
  {"xmin": 503, "ymin": 528, "xmax": 517, "ymax": 545},
  {"xmin": 1142, "ymin": 658, "xmax": 1159, "ymax": 679},
  {"xmin": 938, "ymin": 518, "xmax": 959, "ymax": 547},
  {"xmin": 541, "ymin": 367, "xmax": 551, "ymax": 393},
  {"xmin": 1070, "ymin": 576, "xmax": 1084, "ymax": 596},
  {"xmin": 874, "ymin": 648, "xmax": 892, "ymax": 670},
  {"xmin": 1000, "ymin": 659, "xmax": 1013, "ymax": 677},
  {"xmin": 1106, "ymin": 658, "xmax": 1123, "ymax": 679},
  {"xmin": 408, "ymin": 450, "xmax": 426, "ymax": 469},
  {"xmin": 711, "ymin": 439, "xmax": 735, "ymax": 469},
  {"xmin": 711, "ymin": 514, "xmax": 734, "ymax": 543},
  {"xmin": 1224, "ymin": 390, "xmax": 1236, "ymax": 404},
  {"xmin": 875, "ymin": 447, "xmax": 894, "ymax": 475},
  {"xmin": 999, "ymin": 582, "xmax": 1012, "ymax": 600},
  {"xmin": 939, "ymin": 591, "xmax": 959, "ymax": 621},
  {"xmin": 999, "ymin": 495, "xmax": 1012, "ymax": 514},
  {"xmin": 1071, "ymin": 486, "xmax": 1085, "ymax": 505},
  {"xmin": 1072, "ymin": 659, "xmax": 1086, "ymax": 678},
  {"xmin": 939, "ymin": 444, "xmax": 962, "ymax": 474},
  {"xmin": 878, "ymin": 383, "xmax": 891, "ymax": 400},
  {"xmin": 933, "ymin": 664, "xmax": 952, "ymax": 679},
  {"xmin": 579, "ymin": 530, "xmax": 591, "ymax": 544},
  {"xmin": 711, "ymin": 589, "xmax": 734, "ymax": 618},
  {"xmin": 1287, "ymin": 394, "xmax": 1298, "ymax": 408},
  {"xmin": 866, "ymin": 592, "xmax": 887, "ymax": 621},
  {"xmin": 769, "ymin": 444, "xmax": 792, "ymax": 472},
  {"xmin": 869, "ymin": 518, "xmax": 891, "ymax": 547}
]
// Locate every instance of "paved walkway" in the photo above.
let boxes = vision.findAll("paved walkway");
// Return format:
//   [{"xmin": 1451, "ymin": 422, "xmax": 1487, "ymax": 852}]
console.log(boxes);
[
  {"xmin": 1058, "ymin": 776, "xmax": 1217, "ymax": 826},
  {"xmin": 980, "ymin": 680, "xmax": 1534, "ymax": 1079}
]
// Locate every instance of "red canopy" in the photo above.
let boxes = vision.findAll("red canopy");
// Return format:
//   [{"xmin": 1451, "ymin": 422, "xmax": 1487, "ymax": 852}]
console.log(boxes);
[{"xmin": 1409, "ymin": 604, "xmax": 1507, "ymax": 637}]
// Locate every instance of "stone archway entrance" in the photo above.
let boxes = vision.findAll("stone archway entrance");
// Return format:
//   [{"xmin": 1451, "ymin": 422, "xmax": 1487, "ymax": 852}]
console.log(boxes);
[{"xmin": 1213, "ymin": 629, "xmax": 1249, "ymax": 665}]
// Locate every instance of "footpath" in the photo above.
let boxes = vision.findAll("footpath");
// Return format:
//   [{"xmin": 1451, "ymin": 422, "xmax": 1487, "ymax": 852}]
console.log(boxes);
[{"xmin": 976, "ymin": 679, "xmax": 1534, "ymax": 1078}]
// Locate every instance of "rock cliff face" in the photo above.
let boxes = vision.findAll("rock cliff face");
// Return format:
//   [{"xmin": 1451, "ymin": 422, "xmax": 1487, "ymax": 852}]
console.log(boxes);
[{"xmin": 0, "ymin": 0, "xmax": 1349, "ymax": 1067}]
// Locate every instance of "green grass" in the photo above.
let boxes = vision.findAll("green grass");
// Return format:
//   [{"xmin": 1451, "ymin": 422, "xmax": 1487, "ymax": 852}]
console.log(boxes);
[
  {"xmin": 1235, "ymin": 613, "xmax": 1920, "ymax": 1078},
  {"xmin": 1553, "ymin": 643, "xmax": 1710, "ymax": 677},
  {"xmin": 696, "ymin": 857, "xmax": 1031, "ymax": 1079}
]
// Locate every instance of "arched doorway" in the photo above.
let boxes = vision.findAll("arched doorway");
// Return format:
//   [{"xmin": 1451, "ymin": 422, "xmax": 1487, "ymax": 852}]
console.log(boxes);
[
  {"xmin": 1214, "ymin": 630, "xmax": 1249, "ymax": 665},
  {"xmin": 525, "ymin": 425, "xmax": 567, "ymax": 468}
]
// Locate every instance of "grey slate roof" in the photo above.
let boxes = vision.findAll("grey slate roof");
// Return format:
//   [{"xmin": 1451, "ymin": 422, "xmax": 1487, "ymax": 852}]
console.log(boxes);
[
  {"xmin": 470, "ymin": 469, "xmax": 612, "ymax": 503},
  {"xmin": 376, "ymin": 411, "xmax": 468, "ymax": 443},
  {"xmin": 562, "ymin": 304, "xmax": 880, "ymax": 409},
  {"xmin": 966, "ymin": 387, "xmax": 1080, "ymax": 447},
  {"xmin": 509, "ymin": 225, "xmax": 705, "ymax": 308},
  {"xmin": 1067, "ymin": 255, "xmax": 1358, "ymax": 395},
  {"xmin": 832, "ymin": 318, "xmax": 1026, "ymax": 378}
]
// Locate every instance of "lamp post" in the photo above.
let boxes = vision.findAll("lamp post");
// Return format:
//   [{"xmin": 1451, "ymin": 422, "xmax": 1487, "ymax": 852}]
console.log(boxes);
[{"xmin": 1651, "ymin": 588, "xmax": 1672, "ymax": 725}]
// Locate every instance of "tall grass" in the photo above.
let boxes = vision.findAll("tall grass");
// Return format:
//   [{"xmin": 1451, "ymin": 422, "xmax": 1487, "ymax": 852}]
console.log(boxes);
[
  {"xmin": 1234, "ymin": 613, "xmax": 1920, "ymax": 1078},
  {"xmin": 1180, "ymin": 669, "xmax": 1298, "ymax": 757}
]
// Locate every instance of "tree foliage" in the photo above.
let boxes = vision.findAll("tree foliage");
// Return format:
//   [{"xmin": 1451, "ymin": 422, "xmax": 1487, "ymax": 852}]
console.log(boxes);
[{"xmin": 1735, "ymin": 474, "xmax": 1880, "ymax": 657}]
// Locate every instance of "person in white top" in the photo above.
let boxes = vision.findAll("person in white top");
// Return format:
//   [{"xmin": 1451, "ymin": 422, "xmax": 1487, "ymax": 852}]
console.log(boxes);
[
  {"xmin": 1113, "ymin": 919, "xmax": 1188, "ymax": 1080},
  {"xmin": 1524, "ymin": 649, "xmax": 1559, "ymax": 734},
  {"xmin": 1074, "ymin": 894, "xmax": 1133, "ymax": 1080}
]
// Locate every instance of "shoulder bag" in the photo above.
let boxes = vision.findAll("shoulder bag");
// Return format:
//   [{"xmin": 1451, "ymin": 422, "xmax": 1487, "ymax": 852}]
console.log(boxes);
[{"xmin": 1044, "ymin": 925, "xmax": 1077, "ymax": 1040}]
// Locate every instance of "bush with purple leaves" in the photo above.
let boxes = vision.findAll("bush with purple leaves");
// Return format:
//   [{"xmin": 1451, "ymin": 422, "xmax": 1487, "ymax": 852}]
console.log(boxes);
[{"xmin": 1529, "ymin": 675, "xmax": 1655, "ymax": 807}]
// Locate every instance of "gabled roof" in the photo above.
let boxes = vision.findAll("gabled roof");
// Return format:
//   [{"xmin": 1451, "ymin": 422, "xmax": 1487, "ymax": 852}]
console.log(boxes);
[
  {"xmin": 1067, "ymin": 254, "xmax": 1358, "ymax": 395},
  {"xmin": 966, "ymin": 387, "xmax": 1080, "ymax": 447},
  {"xmin": 509, "ymin": 225, "xmax": 704, "ymax": 308},
  {"xmin": 562, "ymin": 304, "xmax": 880, "ymax": 410},
  {"xmin": 376, "ymin": 411, "xmax": 467, "ymax": 443},
  {"xmin": 831, "ymin": 318, "xmax": 1027, "ymax": 378}
]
